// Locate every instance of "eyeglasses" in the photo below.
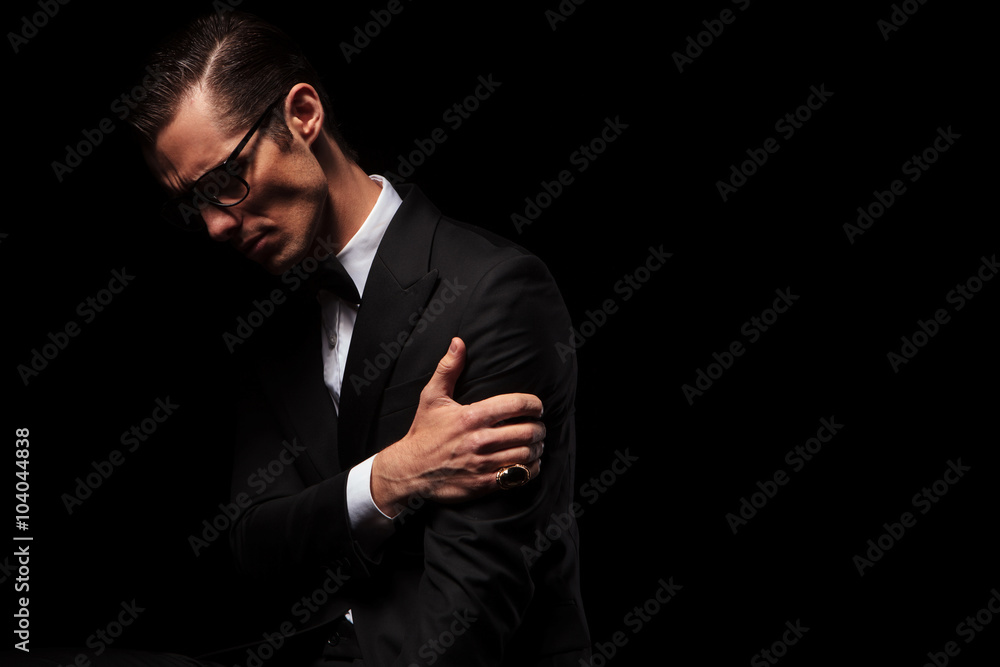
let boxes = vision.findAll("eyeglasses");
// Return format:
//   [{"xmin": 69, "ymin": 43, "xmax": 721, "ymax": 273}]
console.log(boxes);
[{"xmin": 159, "ymin": 94, "xmax": 285, "ymax": 231}]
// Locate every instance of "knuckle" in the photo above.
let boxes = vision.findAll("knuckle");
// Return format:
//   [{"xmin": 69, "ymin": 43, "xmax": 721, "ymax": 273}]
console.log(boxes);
[
  {"xmin": 418, "ymin": 383, "xmax": 436, "ymax": 403},
  {"xmin": 478, "ymin": 475, "xmax": 496, "ymax": 494},
  {"xmin": 523, "ymin": 423, "xmax": 545, "ymax": 444},
  {"xmin": 529, "ymin": 423, "xmax": 546, "ymax": 443},
  {"xmin": 464, "ymin": 429, "xmax": 490, "ymax": 454},
  {"xmin": 458, "ymin": 406, "xmax": 480, "ymax": 430},
  {"xmin": 512, "ymin": 424, "xmax": 533, "ymax": 445}
]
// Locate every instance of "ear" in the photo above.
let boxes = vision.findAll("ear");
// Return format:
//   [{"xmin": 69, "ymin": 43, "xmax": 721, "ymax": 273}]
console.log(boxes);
[{"xmin": 284, "ymin": 83, "xmax": 325, "ymax": 147}]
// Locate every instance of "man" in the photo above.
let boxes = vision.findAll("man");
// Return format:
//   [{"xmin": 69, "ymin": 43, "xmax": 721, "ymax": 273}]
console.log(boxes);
[{"xmin": 121, "ymin": 10, "xmax": 585, "ymax": 666}]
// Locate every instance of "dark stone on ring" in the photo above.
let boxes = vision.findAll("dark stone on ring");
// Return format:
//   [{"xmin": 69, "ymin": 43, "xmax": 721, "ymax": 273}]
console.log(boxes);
[{"xmin": 496, "ymin": 464, "xmax": 530, "ymax": 490}]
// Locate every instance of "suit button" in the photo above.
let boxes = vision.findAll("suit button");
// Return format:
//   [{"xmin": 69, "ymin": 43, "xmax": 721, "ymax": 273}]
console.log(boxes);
[{"xmin": 328, "ymin": 632, "xmax": 341, "ymax": 646}]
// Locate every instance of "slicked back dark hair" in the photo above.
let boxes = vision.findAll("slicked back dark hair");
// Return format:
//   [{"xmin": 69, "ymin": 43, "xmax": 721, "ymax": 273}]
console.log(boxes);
[{"xmin": 128, "ymin": 11, "xmax": 356, "ymax": 160}]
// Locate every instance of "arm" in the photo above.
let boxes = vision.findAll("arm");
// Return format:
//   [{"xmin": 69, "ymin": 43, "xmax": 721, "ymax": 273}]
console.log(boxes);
[
  {"xmin": 390, "ymin": 253, "xmax": 581, "ymax": 665},
  {"xmin": 370, "ymin": 336, "xmax": 546, "ymax": 514},
  {"xmin": 228, "ymin": 372, "xmax": 359, "ymax": 577},
  {"xmin": 228, "ymin": 330, "xmax": 547, "ymax": 580}
]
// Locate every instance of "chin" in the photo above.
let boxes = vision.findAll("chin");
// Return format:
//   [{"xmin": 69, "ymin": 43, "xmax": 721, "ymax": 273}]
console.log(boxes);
[
  {"xmin": 261, "ymin": 254, "xmax": 294, "ymax": 276},
  {"xmin": 263, "ymin": 239, "xmax": 310, "ymax": 276}
]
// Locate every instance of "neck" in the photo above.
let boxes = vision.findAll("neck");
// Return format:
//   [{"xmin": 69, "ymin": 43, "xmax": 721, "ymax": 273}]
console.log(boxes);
[{"xmin": 313, "ymin": 137, "xmax": 381, "ymax": 255}]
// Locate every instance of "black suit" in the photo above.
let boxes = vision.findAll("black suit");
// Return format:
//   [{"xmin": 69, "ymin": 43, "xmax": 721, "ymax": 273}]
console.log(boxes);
[{"xmin": 225, "ymin": 185, "xmax": 590, "ymax": 666}]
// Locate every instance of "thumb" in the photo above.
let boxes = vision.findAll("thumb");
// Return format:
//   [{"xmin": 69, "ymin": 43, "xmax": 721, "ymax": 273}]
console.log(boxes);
[{"xmin": 422, "ymin": 337, "xmax": 466, "ymax": 402}]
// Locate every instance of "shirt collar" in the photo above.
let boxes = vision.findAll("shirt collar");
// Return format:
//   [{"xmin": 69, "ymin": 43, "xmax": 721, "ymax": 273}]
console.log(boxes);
[{"xmin": 335, "ymin": 174, "xmax": 403, "ymax": 298}]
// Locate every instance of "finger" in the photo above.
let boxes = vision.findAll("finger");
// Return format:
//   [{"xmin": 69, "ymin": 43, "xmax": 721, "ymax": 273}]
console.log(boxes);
[
  {"xmin": 520, "ymin": 440, "xmax": 545, "ymax": 465},
  {"xmin": 480, "ymin": 422, "xmax": 546, "ymax": 457},
  {"xmin": 526, "ymin": 458, "xmax": 541, "ymax": 483},
  {"xmin": 484, "ymin": 440, "xmax": 544, "ymax": 471},
  {"xmin": 420, "ymin": 337, "xmax": 466, "ymax": 403},
  {"xmin": 469, "ymin": 392, "xmax": 544, "ymax": 427}
]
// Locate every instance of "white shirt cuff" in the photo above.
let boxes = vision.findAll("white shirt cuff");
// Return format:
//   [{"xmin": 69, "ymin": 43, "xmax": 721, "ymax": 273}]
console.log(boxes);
[{"xmin": 346, "ymin": 454, "xmax": 397, "ymax": 555}]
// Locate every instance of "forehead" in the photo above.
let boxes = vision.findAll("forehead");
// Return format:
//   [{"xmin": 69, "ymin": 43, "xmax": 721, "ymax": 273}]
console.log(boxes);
[{"xmin": 147, "ymin": 90, "xmax": 241, "ymax": 194}]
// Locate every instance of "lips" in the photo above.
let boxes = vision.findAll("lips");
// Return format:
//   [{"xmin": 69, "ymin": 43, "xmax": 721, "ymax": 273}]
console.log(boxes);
[{"xmin": 238, "ymin": 232, "xmax": 269, "ymax": 260}]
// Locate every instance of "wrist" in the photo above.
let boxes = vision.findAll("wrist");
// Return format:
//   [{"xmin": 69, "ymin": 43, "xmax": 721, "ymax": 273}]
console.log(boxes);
[{"xmin": 370, "ymin": 443, "xmax": 413, "ymax": 516}]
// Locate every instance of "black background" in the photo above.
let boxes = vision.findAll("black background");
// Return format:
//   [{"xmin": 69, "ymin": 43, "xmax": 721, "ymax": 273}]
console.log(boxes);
[{"xmin": 3, "ymin": 0, "xmax": 996, "ymax": 664}]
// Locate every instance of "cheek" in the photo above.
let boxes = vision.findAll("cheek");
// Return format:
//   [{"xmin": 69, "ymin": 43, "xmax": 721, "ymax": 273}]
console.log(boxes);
[
  {"xmin": 240, "ymin": 145, "xmax": 328, "ymax": 269},
  {"xmin": 248, "ymin": 162, "xmax": 326, "ymax": 228},
  {"xmin": 258, "ymin": 185, "xmax": 327, "ymax": 271}
]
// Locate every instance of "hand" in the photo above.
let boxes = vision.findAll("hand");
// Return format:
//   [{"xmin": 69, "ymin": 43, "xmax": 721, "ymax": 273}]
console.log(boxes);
[{"xmin": 371, "ymin": 337, "xmax": 545, "ymax": 516}]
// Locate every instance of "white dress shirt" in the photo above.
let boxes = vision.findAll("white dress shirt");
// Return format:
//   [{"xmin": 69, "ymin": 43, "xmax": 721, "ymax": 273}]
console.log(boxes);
[{"xmin": 318, "ymin": 174, "xmax": 403, "ymax": 560}]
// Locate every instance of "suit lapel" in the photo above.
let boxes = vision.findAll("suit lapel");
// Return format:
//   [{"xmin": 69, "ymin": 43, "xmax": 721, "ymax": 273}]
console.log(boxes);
[{"xmin": 338, "ymin": 185, "xmax": 442, "ymax": 469}]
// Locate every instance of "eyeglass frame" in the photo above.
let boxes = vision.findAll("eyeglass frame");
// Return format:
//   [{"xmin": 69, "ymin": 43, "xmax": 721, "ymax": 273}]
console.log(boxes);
[{"xmin": 159, "ymin": 92, "xmax": 287, "ymax": 230}]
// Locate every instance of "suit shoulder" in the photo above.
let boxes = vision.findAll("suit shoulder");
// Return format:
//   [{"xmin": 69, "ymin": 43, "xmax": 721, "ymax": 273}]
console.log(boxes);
[
  {"xmin": 428, "ymin": 216, "xmax": 569, "ymax": 309},
  {"xmin": 432, "ymin": 215, "xmax": 534, "ymax": 266}
]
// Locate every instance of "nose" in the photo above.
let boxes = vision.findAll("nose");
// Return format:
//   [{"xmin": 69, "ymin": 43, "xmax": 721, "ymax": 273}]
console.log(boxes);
[{"xmin": 201, "ymin": 205, "xmax": 241, "ymax": 241}]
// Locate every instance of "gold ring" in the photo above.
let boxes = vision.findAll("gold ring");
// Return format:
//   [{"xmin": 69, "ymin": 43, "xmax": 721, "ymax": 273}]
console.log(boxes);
[{"xmin": 496, "ymin": 464, "xmax": 530, "ymax": 490}]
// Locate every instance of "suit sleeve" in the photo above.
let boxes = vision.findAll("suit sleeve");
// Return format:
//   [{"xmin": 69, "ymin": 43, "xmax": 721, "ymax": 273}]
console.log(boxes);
[
  {"xmin": 227, "ymin": 368, "xmax": 370, "ymax": 583},
  {"xmin": 393, "ymin": 252, "xmax": 581, "ymax": 666}
]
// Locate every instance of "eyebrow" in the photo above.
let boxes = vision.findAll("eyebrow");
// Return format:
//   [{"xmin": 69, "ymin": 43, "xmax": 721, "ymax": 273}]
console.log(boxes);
[
  {"xmin": 175, "ymin": 168, "xmax": 215, "ymax": 196},
  {"xmin": 168, "ymin": 152, "xmax": 230, "ymax": 198}
]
